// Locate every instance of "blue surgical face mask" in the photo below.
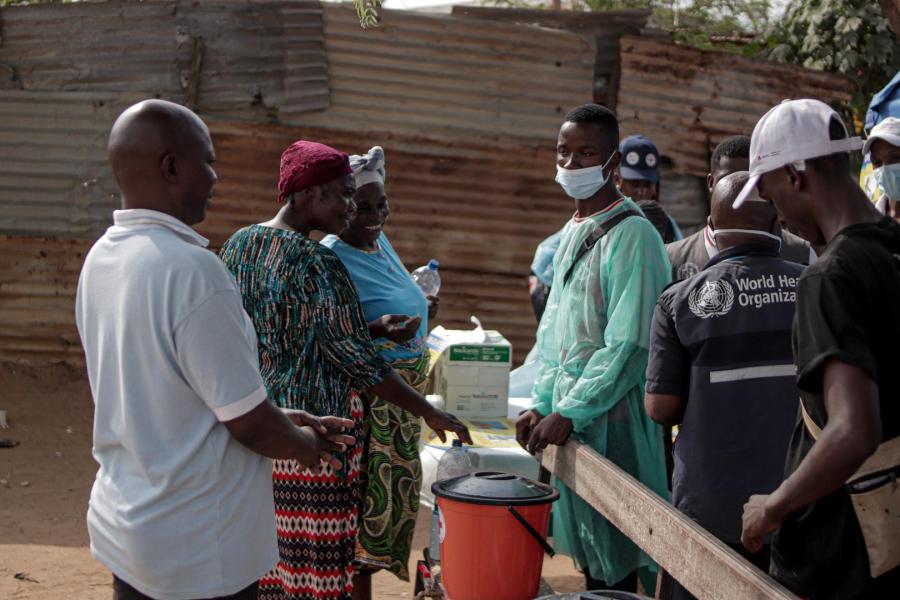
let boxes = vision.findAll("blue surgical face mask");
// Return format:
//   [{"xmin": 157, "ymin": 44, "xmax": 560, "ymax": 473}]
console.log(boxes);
[
  {"xmin": 555, "ymin": 152, "xmax": 615, "ymax": 200},
  {"xmin": 874, "ymin": 163, "xmax": 900, "ymax": 200}
]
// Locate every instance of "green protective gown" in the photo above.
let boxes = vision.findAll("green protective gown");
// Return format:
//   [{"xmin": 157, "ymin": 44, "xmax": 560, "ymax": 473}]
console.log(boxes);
[{"xmin": 531, "ymin": 197, "xmax": 671, "ymax": 587}]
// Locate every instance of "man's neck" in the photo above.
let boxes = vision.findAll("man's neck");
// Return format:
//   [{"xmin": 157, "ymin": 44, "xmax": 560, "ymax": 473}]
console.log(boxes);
[
  {"xmin": 815, "ymin": 181, "xmax": 883, "ymax": 244},
  {"xmin": 716, "ymin": 236, "xmax": 780, "ymax": 254},
  {"xmin": 121, "ymin": 201, "xmax": 186, "ymax": 225},
  {"xmin": 574, "ymin": 187, "xmax": 621, "ymax": 219}
]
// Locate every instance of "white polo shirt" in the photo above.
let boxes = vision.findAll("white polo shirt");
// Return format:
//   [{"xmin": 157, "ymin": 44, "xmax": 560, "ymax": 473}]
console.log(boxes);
[{"xmin": 75, "ymin": 209, "xmax": 277, "ymax": 599}]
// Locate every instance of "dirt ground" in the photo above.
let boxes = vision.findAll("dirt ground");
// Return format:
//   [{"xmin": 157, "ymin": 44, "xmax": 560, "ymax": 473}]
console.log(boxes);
[{"xmin": 0, "ymin": 363, "xmax": 583, "ymax": 599}]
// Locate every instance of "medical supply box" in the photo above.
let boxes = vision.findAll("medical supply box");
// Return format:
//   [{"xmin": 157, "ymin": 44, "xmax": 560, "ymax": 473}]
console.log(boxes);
[{"xmin": 428, "ymin": 321, "xmax": 512, "ymax": 418}]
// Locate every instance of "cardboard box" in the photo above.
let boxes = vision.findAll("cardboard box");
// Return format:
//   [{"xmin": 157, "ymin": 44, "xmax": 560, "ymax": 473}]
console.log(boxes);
[{"xmin": 428, "ymin": 323, "xmax": 512, "ymax": 418}]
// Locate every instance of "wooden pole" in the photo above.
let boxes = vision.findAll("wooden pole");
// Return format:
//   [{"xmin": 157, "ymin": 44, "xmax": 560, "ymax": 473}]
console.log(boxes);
[
  {"xmin": 185, "ymin": 36, "xmax": 205, "ymax": 110},
  {"xmin": 540, "ymin": 440, "xmax": 800, "ymax": 600}
]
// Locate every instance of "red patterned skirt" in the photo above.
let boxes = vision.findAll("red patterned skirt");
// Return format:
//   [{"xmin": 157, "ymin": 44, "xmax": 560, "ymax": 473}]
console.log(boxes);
[{"xmin": 259, "ymin": 394, "xmax": 365, "ymax": 600}]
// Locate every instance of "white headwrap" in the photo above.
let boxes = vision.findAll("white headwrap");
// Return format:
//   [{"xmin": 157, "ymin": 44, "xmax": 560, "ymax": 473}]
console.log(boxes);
[{"xmin": 349, "ymin": 146, "xmax": 385, "ymax": 188}]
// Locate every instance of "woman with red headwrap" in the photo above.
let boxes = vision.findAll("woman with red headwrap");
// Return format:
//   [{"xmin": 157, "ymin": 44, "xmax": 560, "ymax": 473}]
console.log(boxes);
[{"xmin": 220, "ymin": 141, "xmax": 470, "ymax": 600}]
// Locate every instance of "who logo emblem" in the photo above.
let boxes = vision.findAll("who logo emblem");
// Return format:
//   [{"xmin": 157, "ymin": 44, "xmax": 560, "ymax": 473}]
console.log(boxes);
[{"xmin": 688, "ymin": 279, "xmax": 734, "ymax": 318}]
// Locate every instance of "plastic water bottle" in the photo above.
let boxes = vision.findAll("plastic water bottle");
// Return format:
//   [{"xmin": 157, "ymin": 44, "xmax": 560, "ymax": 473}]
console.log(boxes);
[
  {"xmin": 437, "ymin": 438, "xmax": 479, "ymax": 481},
  {"xmin": 429, "ymin": 439, "xmax": 478, "ymax": 561},
  {"xmin": 412, "ymin": 259, "xmax": 441, "ymax": 296}
]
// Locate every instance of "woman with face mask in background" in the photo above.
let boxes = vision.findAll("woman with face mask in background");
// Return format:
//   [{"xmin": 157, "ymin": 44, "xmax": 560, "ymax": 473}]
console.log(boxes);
[
  {"xmin": 864, "ymin": 117, "xmax": 900, "ymax": 223},
  {"xmin": 220, "ymin": 141, "xmax": 470, "ymax": 600}
]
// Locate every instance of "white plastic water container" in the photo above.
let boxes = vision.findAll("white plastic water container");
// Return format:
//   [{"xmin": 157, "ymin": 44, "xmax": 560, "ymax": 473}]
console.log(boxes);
[
  {"xmin": 429, "ymin": 439, "xmax": 479, "ymax": 560},
  {"xmin": 412, "ymin": 259, "xmax": 441, "ymax": 296}
]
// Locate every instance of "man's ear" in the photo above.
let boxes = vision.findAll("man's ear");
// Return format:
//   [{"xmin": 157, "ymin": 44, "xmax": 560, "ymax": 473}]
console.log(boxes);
[
  {"xmin": 706, "ymin": 173, "xmax": 714, "ymax": 194},
  {"xmin": 609, "ymin": 149, "xmax": 622, "ymax": 171},
  {"xmin": 784, "ymin": 163, "xmax": 803, "ymax": 191},
  {"xmin": 161, "ymin": 153, "xmax": 177, "ymax": 183}
]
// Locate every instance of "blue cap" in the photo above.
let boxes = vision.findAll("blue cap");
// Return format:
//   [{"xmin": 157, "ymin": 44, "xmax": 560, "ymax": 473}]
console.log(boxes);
[
  {"xmin": 619, "ymin": 135, "xmax": 660, "ymax": 183},
  {"xmin": 428, "ymin": 259, "xmax": 440, "ymax": 270}
]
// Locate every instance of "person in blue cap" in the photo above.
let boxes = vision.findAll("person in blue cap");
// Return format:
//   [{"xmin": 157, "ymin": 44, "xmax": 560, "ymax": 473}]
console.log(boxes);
[{"xmin": 615, "ymin": 134, "xmax": 683, "ymax": 243}]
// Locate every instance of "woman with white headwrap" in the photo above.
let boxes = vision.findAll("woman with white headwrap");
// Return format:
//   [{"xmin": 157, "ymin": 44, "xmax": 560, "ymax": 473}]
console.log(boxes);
[{"xmin": 321, "ymin": 146, "xmax": 438, "ymax": 599}]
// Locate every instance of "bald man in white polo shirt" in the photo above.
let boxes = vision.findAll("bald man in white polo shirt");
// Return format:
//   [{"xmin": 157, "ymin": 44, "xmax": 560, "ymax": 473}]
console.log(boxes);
[{"xmin": 76, "ymin": 99, "xmax": 355, "ymax": 600}]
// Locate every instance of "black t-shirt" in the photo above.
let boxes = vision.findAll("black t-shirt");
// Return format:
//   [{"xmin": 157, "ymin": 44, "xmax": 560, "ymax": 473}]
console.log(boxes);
[{"xmin": 771, "ymin": 218, "xmax": 900, "ymax": 599}]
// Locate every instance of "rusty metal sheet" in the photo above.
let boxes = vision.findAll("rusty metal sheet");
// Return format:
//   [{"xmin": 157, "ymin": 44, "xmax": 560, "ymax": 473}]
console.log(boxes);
[
  {"xmin": 0, "ymin": 0, "xmax": 329, "ymax": 118},
  {"xmin": 297, "ymin": 4, "xmax": 595, "ymax": 141},
  {"xmin": 0, "ymin": 236, "xmax": 537, "ymax": 367},
  {"xmin": 201, "ymin": 120, "xmax": 567, "ymax": 275},
  {"xmin": 0, "ymin": 114, "xmax": 567, "ymax": 365},
  {"xmin": 615, "ymin": 35, "xmax": 856, "ymax": 177},
  {"xmin": 450, "ymin": 6, "xmax": 655, "ymax": 106},
  {"xmin": 0, "ymin": 236, "xmax": 90, "ymax": 366},
  {"xmin": 659, "ymin": 168, "xmax": 709, "ymax": 235},
  {"xmin": 200, "ymin": 120, "xmax": 565, "ymax": 363},
  {"xmin": 0, "ymin": 90, "xmax": 133, "ymax": 239}
]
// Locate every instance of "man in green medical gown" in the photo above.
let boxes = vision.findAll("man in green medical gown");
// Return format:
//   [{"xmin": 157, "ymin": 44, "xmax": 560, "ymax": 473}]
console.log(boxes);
[{"xmin": 516, "ymin": 104, "xmax": 671, "ymax": 593}]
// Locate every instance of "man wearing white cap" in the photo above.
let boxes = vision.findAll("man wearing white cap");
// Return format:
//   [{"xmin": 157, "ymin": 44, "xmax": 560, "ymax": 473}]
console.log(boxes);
[
  {"xmin": 737, "ymin": 99, "xmax": 900, "ymax": 598},
  {"xmin": 864, "ymin": 116, "xmax": 900, "ymax": 221}
]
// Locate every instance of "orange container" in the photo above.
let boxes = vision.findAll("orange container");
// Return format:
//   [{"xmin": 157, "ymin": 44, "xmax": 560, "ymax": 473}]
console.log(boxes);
[{"xmin": 433, "ymin": 472, "xmax": 559, "ymax": 600}]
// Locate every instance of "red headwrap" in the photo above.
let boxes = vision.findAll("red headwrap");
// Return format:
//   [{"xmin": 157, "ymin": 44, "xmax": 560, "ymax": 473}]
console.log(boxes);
[{"xmin": 277, "ymin": 140, "xmax": 352, "ymax": 203}]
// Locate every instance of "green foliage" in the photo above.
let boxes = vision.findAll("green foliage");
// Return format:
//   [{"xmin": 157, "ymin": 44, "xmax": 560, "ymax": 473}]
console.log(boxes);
[
  {"xmin": 576, "ymin": 0, "xmax": 774, "ymax": 41},
  {"xmin": 484, "ymin": 0, "xmax": 898, "ymax": 124},
  {"xmin": 766, "ymin": 0, "xmax": 900, "ymax": 123},
  {"xmin": 354, "ymin": 0, "xmax": 382, "ymax": 29}
]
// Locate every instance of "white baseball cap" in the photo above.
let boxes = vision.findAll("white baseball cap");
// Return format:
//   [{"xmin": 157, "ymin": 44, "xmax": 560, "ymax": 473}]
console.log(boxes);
[
  {"xmin": 863, "ymin": 116, "xmax": 900, "ymax": 155},
  {"xmin": 733, "ymin": 99, "xmax": 863, "ymax": 208}
]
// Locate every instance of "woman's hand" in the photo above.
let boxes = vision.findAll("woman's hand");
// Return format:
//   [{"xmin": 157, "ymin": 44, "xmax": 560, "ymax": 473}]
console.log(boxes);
[
  {"xmin": 427, "ymin": 295, "xmax": 440, "ymax": 320},
  {"xmin": 424, "ymin": 408, "xmax": 473, "ymax": 445},
  {"xmin": 368, "ymin": 314, "xmax": 421, "ymax": 343}
]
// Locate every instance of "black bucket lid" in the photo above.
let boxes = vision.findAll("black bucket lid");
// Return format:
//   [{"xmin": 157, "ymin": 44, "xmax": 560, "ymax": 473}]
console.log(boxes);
[{"xmin": 432, "ymin": 471, "xmax": 560, "ymax": 506}]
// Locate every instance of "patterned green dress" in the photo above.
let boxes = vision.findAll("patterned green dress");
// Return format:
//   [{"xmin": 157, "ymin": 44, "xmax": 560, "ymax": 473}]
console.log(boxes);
[
  {"xmin": 220, "ymin": 225, "xmax": 392, "ymax": 600},
  {"xmin": 320, "ymin": 232, "xmax": 430, "ymax": 581}
]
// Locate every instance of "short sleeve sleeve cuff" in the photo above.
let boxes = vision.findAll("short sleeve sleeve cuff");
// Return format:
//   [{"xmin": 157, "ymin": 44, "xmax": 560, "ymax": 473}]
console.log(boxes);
[
  {"xmin": 212, "ymin": 385, "xmax": 268, "ymax": 422},
  {"xmin": 174, "ymin": 289, "xmax": 269, "ymax": 419},
  {"xmin": 356, "ymin": 357, "xmax": 393, "ymax": 390},
  {"xmin": 645, "ymin": 378, "xmax": 687, "ymax": 396}
]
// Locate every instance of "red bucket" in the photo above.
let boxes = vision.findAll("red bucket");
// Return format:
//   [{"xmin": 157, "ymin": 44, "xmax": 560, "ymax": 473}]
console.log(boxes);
[{"xmin": 433, "ymin": 472, "xmax": 559, "ymax": 600}]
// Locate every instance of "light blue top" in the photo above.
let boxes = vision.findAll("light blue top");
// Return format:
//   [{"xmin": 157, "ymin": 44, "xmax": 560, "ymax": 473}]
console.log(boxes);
[
  {"xmin": 320, "ymin": 232, "xmax": 428, "ymax": 362},
  {"xmin": 531, "ymin": 230, "xmax": 562, "ymax": 287},
  {"xmin": 668, "ymin": 214, "xmax": 684, "ymax": 241}
]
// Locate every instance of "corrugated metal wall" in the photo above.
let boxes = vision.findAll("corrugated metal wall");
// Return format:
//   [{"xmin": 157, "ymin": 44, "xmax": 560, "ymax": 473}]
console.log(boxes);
[
  {"xmin": 0, "ymin": 3, "xmax": 860, "ymax": 368},
  {"xmin": 0, "ymin": 236, "xmax": 91, "ymax": 365},
  {"xmin": 450, "ymin": 6, "xmax": 656, "ymax": 107},
  {"xmin": 0, "ymin": 91, "xmax": 135, "ymax": 238},
  {"xmin": 0, "ymin": 0, "xmax": 329, "ymax": 118},
  {"xmin": 201, "ymin": 120, "xmax": 569, "ymax": 359},
  {"xmin": 0, "ymin": 1, "xmax": 596, "ymax": 366},
  {"xmin": 616, "ymin": 35, "xmax": 856, "ymax": 177},
  {"xmin": 302, "ymin": 5, "xmax": 596, "ymax": 141}
]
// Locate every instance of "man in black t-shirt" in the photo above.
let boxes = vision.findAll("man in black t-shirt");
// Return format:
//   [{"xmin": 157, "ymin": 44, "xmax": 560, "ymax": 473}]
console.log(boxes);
[
  {"xmin": 646, "ymin": 172, "xmax": 803, "ymax": 600},
  {"xmin": 736, "ymin": 99, "xmax": 900, "ymax": 599}
]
